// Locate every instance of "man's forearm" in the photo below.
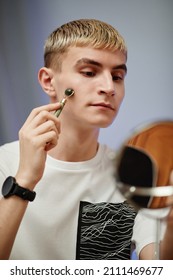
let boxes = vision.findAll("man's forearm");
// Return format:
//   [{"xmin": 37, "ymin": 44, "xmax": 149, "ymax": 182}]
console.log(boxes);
[{"xmin": 0, "ymin": 196, "xmax": 28, "ymax": 259}]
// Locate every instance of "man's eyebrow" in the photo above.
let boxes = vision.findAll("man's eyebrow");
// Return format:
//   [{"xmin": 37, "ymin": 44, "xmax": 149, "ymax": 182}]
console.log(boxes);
[
  {"xmin": 75, "ymin": 58, "xmax": 127, "ymax": 73},
  {"xmin": 113, "ymin": 64, "xmax": 127, "ymax": 73},
  {"xmin": 75, "ymin": 58, "xmax": 102, "ymax": 67}
]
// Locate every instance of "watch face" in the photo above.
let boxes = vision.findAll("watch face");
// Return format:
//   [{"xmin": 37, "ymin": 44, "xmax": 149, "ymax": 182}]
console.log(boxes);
[{"xmin": 2, "ymin": 176, "xmax": 15, "ymax": 197}]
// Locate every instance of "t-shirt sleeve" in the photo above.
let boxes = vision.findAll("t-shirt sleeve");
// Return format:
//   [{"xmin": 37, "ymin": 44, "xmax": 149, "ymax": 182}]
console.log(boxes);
[{"xmin": 132, "ymin": 208, "xmax": 166, "ymax": 258}]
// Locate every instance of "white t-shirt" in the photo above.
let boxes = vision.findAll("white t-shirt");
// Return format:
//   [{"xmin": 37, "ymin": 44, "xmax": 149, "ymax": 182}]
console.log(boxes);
[{"xmin": 0, "ymin": 141, "xmax": 158, "ymax": 260}]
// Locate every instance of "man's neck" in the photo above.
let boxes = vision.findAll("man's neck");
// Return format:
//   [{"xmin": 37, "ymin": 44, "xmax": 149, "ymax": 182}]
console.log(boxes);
[{"xmin": 48, "ymin": 126, "xmax": 99, "ymax": 162}]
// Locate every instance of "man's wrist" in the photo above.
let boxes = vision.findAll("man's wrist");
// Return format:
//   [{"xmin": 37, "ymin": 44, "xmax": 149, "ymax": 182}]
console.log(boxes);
[{"xmin": 2, "ymin": 176, "xmax": 36, "ymax": 202}]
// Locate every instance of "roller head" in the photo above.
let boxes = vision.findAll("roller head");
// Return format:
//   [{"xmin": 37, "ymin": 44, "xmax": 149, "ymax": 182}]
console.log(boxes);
[{"xmin": 65, "ymin": 88, "xmax": 75, "ymax": 97}]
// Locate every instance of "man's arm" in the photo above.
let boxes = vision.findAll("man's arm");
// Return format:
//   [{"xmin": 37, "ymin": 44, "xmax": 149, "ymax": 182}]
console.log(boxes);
[
  {"xmin": 160, "ymin": 209, "xmax": 173, "ymax": 259},
  {"xmin": 0, "ymin": 196, "xmax": 29, "ymax": 259},
  {"xmin": 0, "ymin": 103, "xmax": 61, "ymax": 259},
  {"xmin": 139, "ymin": 209, "xmax": 173, "ymax": 260}
]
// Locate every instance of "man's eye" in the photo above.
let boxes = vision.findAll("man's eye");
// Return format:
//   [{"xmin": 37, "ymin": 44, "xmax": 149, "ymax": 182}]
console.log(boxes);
[
  {"xmin": 112, "ymin": 75, "xmax": 123, "ymax": 81},
  {"xmin": 82, "ymin": 71, "xmax": 95, "ymax": 77}
]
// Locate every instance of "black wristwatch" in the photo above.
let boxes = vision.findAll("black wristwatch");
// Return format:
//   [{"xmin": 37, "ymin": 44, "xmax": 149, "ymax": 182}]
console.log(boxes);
[{"xmin": 2, "ymin": 176, "xmax": 36, "ymax": 202}]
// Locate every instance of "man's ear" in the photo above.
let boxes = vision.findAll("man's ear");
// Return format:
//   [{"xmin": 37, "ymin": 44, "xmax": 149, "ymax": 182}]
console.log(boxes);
[{"xmin": 38, "ymin": 67, "xmax": 56, "ymax": 99}]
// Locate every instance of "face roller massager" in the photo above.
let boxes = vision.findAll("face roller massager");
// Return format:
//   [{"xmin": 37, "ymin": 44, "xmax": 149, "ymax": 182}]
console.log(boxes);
[{"xmin": 54, "ymin": 88, "xmax": 75, "ymax": 117}]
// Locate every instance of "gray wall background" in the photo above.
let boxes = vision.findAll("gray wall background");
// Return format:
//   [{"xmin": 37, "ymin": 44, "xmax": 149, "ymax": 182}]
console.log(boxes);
[{"xmin": 0, "ymin": 0, "xmax": 173, "ymax": 149}]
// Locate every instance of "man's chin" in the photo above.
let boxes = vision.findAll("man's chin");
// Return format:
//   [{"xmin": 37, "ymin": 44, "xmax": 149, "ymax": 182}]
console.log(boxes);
[{"xmin": 99, "ymin": 116, "xmax": 117, "ymax": 128}]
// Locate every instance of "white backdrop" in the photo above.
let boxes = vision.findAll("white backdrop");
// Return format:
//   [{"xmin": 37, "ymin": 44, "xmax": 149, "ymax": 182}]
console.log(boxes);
[{"xmin": 0, "ymin": 0, "xmax": 173, "ymax": 148}]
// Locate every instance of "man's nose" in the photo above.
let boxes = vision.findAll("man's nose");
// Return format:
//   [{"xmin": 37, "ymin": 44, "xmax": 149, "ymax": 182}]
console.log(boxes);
[{"xmin": 99, "ymin": 73, "xmax": 115, "ymax": 96}]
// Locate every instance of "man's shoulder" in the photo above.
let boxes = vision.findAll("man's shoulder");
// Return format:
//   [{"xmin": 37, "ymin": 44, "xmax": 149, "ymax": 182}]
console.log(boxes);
[
  {"xmin": 99, "ymin": 144, "xmax": 117, "ymax": 162},
  {"xmin": 0, "ymin": 140, "xmax": 19, "ymax": 157},
  {"xmin": 0, "ymin": 141, "xmax": 20, "ymax": 186}
]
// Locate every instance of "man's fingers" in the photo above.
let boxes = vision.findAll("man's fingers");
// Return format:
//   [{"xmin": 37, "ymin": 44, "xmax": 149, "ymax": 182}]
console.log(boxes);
[{"xmin": 22, "ymin": 102, "xmax": 61, "ymax": 127}]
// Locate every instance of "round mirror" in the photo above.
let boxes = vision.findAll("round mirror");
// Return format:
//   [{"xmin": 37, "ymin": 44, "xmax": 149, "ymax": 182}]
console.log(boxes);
[
  {"xmin": 115, "ymin": 120, "xmax": 173, "ymax": 211},
  {"xmin": 114, "ymin": 120, "xmax": 173, "ymax": 259}
]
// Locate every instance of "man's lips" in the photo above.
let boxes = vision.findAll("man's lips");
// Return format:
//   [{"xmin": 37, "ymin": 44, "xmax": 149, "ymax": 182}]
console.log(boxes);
[{"xmin": 90, "ymin": 102, "xmax": 115, "ymax": 111}]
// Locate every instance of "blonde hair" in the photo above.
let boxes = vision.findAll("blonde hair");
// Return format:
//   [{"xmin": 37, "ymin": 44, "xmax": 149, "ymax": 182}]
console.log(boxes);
[{"xmin": 44, "ymin": 19, "xmax": 127, "ymax": 69}]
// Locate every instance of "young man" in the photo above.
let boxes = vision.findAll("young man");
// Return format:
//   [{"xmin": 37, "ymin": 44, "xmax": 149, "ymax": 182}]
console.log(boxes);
[{"xmin": 0, "ymin": 19, "xmax": 172, "ymax": 260}]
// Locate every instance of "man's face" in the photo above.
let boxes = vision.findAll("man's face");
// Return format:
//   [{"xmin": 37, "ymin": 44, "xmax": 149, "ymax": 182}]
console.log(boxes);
[{"xmin": 52, "ymin": 46, "xmax": 127, "ymax": 129}]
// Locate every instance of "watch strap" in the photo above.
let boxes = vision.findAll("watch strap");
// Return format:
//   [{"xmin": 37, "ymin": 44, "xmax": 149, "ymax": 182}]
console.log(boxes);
[
  {"xmin": 2, "ymin": 176, "xmax": 36, "ymax": 202},
  {"xmin": 13, "ymin": 183, "xmax": 36, "ymax": 201}
]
